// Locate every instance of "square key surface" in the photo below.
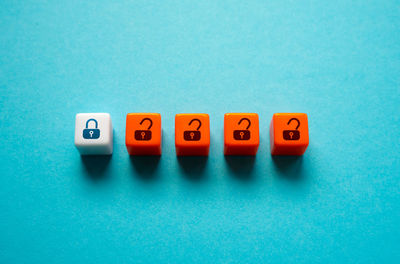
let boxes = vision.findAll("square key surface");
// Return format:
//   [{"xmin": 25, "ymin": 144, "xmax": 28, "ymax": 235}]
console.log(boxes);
[
  {"xmin": 270, "ymin": 113, "xmax": 309, "ymax": 156},
  {"xmin": 74, "ymin": 113, "xmax": 113, "ymax": 155},
  {"xmin": 125, "ymin": 113, "xmax": 162, "ymax": 155},
  {"xmin": 175, "ymin": 113, "xmax": 210, "ymax": 156},
  {"xmin": 224, "ymin": 113, "xmax": 259, "ymax": 155}
]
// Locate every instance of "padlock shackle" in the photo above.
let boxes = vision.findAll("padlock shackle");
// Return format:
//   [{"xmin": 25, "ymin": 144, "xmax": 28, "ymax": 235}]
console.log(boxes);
[
  {"xmin": 287, "ymin": 118, "xmax": 300, "ymax": 130},
  {"xmin": 238, "ymin": 118, "xmax": 251, "ymax": 129},
  {"xmin": 86, "ymin": 119, "xmax": 98, "ymax": 129},
  {"xmin": 140, "ymin": 118, "xmax": 153, "ymax": 130},
  {"xmin": 188, "ymin": 118, "xmax": 202, "ymax": 130}
]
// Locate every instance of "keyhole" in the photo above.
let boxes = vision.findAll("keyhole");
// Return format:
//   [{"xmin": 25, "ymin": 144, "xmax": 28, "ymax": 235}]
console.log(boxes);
[
  {"xmin": 89, "ymin": 131, "xmax": 94, "ymax": 138},
  {"xmin": 141, "ymin": 132, "xmax": 145, "ymax": 139},
  {"xmin": 190, "ymin": 132, "xmax": 194, "ymax": 139},
  {"xmin": 289, "ymin": 132, "xmax": 293, "ymax": 139},
  {"xmin": 240, "ymin": 132, "xmax": 244, "ymax": 139}
]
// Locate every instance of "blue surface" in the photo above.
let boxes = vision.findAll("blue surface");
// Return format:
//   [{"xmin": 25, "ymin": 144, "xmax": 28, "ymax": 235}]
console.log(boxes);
[{"xmin": 1, "ymin": 0, "xmax": 400, "ymax": 263}]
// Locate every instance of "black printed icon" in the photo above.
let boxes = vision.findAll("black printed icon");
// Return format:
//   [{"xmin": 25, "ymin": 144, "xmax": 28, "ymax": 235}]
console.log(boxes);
[
  {"xmin": 184, "ymin": 118, "xmax": 201, "ymax": 141},
  {"xmin": 233, "ymin": 118, "xmax": 251, "ymax": 140},
  {"xmin": 135, "ymin": 118, "xmax": 153, "ymax": 141},
  {"xmin": 283, "ymin": 118, "xmax": 300, "ymax": 140}
]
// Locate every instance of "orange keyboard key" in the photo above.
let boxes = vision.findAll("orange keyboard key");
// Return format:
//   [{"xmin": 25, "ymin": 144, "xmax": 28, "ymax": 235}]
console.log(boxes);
[
  {"xmin": 270, "ymin": 113, "xmax": 309, "ymax": 156},
  {"xmin": 125, "ymin": 113, "xmax": 162, "ymax": 155},
  {"xmin": 175, "ymin": 113, "xmax": 210, "ymax": 156},
  {"xmin": 224, "ymin": 113, "xmax": 259, "ymax": 155}
]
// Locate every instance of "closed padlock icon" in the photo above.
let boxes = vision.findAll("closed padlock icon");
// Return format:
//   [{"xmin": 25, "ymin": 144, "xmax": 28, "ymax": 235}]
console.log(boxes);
[
  {"xmin": 184, "ymin": 118, "xmax": 201, "ymax": 141},
  {"xmin": 233, "ymin": 118, "xmax": 251, "ymax": 140},
  {"xmin": 83, "ymin": 119, "xmax": 100, "ymax": 139},
  {"xmin": 134, "ymin": 118, "xmax": 152, "ymax": 141},
  {"xmin": 283, "ymin": 118, "xmax": 300, "ymax": 140}
]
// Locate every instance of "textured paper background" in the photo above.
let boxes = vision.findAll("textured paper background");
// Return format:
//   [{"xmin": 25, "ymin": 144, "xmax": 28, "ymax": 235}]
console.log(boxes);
[{"xmin": 1, "ymin": 0, "xmax": 399, "ymax": 263}]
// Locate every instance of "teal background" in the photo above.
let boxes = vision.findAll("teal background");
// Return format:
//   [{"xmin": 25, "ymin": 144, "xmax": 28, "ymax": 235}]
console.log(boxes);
[{"xmin": 1, "ymin": 0, "xmax": 400, "ymax": 263}]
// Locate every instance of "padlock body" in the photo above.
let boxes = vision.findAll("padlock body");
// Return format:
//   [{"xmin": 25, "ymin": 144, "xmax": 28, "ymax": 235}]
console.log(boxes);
[
  {"xmin": 184, "ymin": 131, "xmax": 201, "ymax": 141},
  {"xmin": 233, "ymin": 130, "xmax": 251, "ymax": 140},
  {"xmin": 83, "ymin": 128, "xmax": 100, "ymax": 139},
  {"xmin": 283, "ymin": 130, "xmax": 300, "ymax": 140},
  {"xmin": 135, "ymin": 130, "xmax": 152, "ymax": 141}
]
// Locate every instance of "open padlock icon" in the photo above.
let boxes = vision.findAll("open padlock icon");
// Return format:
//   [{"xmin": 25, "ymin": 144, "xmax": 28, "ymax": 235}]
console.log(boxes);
[
  {"xmin": 283, "ymin": 118, "xmax": 300, "ymax": 140},
  {"xmin": 134, "ymin": 118, "xmax": 153, "ymax": 141},
  {"xmin": 233, "ymin": 118, "xmax": 251, "ymax": 140},
  {"xmin": 184, "ymin": 118, "xmax": 201, "ymax": 141},
  {"xmin": 83, "ymin": 119, "xmax": 100, "ymax": 139}
]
